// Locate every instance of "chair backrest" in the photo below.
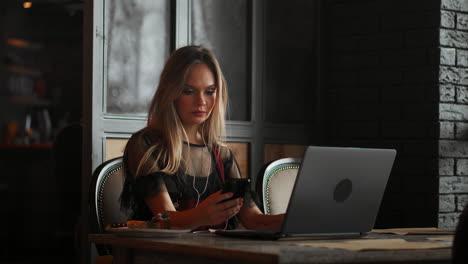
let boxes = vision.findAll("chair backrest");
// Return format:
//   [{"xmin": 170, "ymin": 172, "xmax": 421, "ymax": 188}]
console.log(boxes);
[
  {"xmin": 256, "ymin": 158, "xmax": 301, "ymax": 215},
  {"xmin": 89, "ymin": 156, "xmax": 128, "ymax": 236}
]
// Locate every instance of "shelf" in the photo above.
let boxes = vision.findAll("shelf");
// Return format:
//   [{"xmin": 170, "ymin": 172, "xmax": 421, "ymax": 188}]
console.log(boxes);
[
  {"xmin": 0, "ymin": 95, "xmax": 51, "ymax": 106},
  {"xmin": 0, "ymin": 64, "xmax": 42, "ymax": 77},
  {"xmin": 0, "ymin": 143, "xmax": 53, "ymax": 149},
  {"xmin": 6, "ymin": 38, "xmax": 42, "ymax": 50}
]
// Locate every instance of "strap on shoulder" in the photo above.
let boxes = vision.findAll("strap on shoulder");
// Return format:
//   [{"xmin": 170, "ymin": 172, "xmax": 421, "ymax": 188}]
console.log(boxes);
[{"xmin": 212, "ymin": 145, "xmax": 225, "ymax": 183}]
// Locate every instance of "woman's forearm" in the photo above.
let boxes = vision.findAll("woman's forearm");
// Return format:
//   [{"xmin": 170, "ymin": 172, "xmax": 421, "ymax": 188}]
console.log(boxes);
[
  {"xmin": 161, "ymin": 209, "xmax": 201, "ymax": 230},
  {"xmin": 146, "ymin": 191, "xmax": 243, "ymax": 230},
  {"xmin": 146, "ymin": 193, "xmax": 203, "ymax": 229},
  {"xmin": 239, "ymin": 206, "xmax": 284, "ymax": 229}
]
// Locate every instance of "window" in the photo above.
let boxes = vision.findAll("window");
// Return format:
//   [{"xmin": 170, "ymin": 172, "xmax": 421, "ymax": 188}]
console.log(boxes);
[
  {"xmin": 191, "ymin": 0, "xmax": 250, "ymax": 121},
  {"xmin": 105, "ymin": 0, "xmax": 171, "ymax": 115}
]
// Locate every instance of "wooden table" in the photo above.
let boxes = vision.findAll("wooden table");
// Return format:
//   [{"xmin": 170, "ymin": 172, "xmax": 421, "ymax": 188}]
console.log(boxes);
[{"xmin": 89, "ymin": 232, "xmax": 452, "ymax": 264}]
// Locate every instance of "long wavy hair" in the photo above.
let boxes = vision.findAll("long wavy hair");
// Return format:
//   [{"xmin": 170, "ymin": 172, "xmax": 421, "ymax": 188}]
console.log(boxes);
[{"xmin": 135, "ymin": 45, "xmax": 228, "ymax": 178}]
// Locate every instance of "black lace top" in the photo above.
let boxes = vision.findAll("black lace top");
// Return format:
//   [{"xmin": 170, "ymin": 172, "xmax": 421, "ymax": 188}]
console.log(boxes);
[{"xmin": 119, "ymin": 129, "xmax": 243, "ymax": 230}]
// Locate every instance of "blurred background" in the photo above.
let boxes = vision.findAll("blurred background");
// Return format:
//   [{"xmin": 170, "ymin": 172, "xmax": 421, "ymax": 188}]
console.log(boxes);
[
  {"xmin": 1, "ymin": 0, "xmax": 468, "ymax": 263},
  {"xmin": 0, "ymin": 0, "xmax": 83, "ymax": 263}
]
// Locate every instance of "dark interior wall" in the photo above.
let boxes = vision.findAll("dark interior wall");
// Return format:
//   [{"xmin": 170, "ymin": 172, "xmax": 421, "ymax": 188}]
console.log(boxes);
[
  {"xmin": 322, "ymin": 0, "xmax": 441, "ymax": 228},
  {"xmin": 0, "ymin": 1, "xmax": 83, "ymax": 261},
  {"xmin": 0, "ymin": 2, "xmax": 82, "ymax": 142}
]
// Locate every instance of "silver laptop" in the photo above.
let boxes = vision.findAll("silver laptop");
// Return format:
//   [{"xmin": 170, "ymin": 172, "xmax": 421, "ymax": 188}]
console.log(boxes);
[{"xmin": 215, "ymin": 146, "xmax": 397, "ymax": 240}]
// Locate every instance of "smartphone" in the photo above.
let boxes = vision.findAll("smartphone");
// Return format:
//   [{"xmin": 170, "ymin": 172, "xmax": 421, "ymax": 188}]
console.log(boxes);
[{"xmin": 221, "ymin": 178, "xmax": 251, "ymax": 201}]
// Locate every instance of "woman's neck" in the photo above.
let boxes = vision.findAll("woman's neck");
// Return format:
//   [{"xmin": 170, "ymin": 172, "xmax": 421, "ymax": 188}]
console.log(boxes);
[{"xmin": 184, "ymin": 125, "xmax": 203, "ymax": 145}]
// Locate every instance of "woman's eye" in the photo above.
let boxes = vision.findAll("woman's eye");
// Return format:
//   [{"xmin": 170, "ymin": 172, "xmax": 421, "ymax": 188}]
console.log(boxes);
[
  {"xmin": 206, "ymin": 88, "xmax": 216, "ymax": 95},
  {"xmin": 182, "ymin": 89, "xmax": 194, "ymax": 95}
]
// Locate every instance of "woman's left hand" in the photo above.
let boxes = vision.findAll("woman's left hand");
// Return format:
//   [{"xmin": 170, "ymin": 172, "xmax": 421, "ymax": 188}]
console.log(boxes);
[
  {"xmin": 238, "ymin": 204, "xmax": 285, "ymax": 230},
  {"xmin": 252, "ymin": 214, "xmax": 284, "ymax": 229}
]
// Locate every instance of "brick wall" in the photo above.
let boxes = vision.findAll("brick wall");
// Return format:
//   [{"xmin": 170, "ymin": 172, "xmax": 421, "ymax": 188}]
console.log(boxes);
[
  {"xmin": 439, "ymin": 0, "xmax": 468, "ymax": 229},
  {"xmin": 323, "ymin": 0, "xmax": 441, "ymax": 228}
]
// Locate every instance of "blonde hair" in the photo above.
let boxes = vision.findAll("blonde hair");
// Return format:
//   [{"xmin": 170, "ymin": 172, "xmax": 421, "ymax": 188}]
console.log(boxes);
[{"xmin": 135, "ymin": 45, "xmax": 228, "ymax": 177}]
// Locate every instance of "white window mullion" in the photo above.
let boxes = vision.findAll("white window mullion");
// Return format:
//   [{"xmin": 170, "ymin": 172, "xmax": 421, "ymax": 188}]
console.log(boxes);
[{"xmin": 175, "ymin": 0, "xmax": 191, "ymax": 48}]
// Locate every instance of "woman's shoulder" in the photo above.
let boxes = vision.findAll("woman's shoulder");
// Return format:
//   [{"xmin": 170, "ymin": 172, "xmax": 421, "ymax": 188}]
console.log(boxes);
[
  {"xmin": 124, "ymin": 127, "xmax": 162, "ymax": 176},
  {"xmin": 126, "ymin": 128, "xmax": 161, "ymax": 151},
  {"xmin": 215, "ymin": 143, "xmax": 234, "ymax": 160}
]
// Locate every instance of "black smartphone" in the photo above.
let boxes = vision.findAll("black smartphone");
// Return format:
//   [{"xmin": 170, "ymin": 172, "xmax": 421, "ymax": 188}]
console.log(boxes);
[{"xmin": 221, "ymin": 178, "xmax": 251, "ymax": 201}]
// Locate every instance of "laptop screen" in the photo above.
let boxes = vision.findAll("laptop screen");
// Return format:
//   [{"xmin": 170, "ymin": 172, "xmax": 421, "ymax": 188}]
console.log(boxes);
[{"xmin": 282, "ymin": 146, "xmax": 396, "ymax": 236}]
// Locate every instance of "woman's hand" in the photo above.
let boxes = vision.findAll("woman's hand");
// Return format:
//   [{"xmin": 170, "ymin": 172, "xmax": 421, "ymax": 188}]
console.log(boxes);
[
  {"xmin": 238, "ymin": 204, "xmax": 285, "ymax": 230},
  {"xmin": 193, "ymin": 190, "xmax": 243, "ymax": 227},
  {"xmin": 145, "ymin": 190, "xmax": 243, "ymax": 230},
  {"xmin": 251, "ymin": 214, "xmax": 284, "ymax": 230}
]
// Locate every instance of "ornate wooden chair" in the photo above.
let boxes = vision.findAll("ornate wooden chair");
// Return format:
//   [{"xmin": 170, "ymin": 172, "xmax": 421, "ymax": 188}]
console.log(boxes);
[
  {"xmin": 255, "ymin": 158, "xmax": 301, "ymax": 215},
  {"xmin": 89, "ymin": 156, "xmax": 128, "ymax": 257}
]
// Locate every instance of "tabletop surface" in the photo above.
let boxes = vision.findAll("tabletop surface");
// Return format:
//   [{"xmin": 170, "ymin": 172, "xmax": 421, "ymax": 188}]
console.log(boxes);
[{"xmin": 89, "ymin": 231, "xmax": 452, "ymax": 264}]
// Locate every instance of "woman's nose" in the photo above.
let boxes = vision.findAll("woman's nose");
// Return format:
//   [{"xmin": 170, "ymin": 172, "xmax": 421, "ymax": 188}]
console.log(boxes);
[{"xmin": 197, "ymin": 93, "xmax": 206, "ymax": 106}]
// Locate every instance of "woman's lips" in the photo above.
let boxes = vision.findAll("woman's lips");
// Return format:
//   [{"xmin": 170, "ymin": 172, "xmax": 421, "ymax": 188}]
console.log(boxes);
[{"xmin": 192, "ymin": 111, "xmax": 206, "ymax": 117}]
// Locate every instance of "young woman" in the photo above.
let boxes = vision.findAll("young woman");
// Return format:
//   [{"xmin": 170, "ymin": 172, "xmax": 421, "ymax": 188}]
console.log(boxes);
[{"xmin": 120, "ymin": 45, "xmax": 283, "ymax": 231}]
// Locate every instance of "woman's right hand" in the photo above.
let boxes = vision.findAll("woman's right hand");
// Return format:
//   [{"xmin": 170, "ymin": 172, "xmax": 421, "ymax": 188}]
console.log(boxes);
[{"xmin": 193, "ymin": 190, "xmax": 243, "ymax": 227}]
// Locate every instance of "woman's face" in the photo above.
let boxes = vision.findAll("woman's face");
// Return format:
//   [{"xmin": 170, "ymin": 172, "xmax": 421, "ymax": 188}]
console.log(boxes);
[{"xmin": 175, "ymin": 63, "xmax": 217, "ymax": 130}]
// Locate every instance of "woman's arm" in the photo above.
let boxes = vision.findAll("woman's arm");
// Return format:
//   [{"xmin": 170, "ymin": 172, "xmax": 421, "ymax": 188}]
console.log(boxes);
[
  {"xmin": 220, "ymin": 147, "xmax": 284, "ymax": 229},
  {"xmin": 237, "ymin": 202, "xmax": 284, "ymax": 230},
  {"xmin": 145, "ymin": 190, "xmax": 243, "ymax": 230}
]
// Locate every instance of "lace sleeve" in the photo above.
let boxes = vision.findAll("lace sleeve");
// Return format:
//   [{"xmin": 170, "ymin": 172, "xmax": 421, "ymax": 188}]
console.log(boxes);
[
  {"xmin": 120, "ymin": 129, "xmax": 161, "ymax": 214},
  {"xmin": 134, "ymin": 172, "xmax": 168, "ymax": 200}
]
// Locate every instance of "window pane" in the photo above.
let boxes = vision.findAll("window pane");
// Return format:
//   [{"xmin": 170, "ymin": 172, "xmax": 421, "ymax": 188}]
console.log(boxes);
[
  {"xmin": 191, "ymin": 0, "xmax": 250, "ymax": 121},
  {"xmin": 264, "ymin": 0, "xmax": 318, "ymax": 123},
  {"xmin": 105, "ymin": 0, "xmax": 170, "ymax": 115}
]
